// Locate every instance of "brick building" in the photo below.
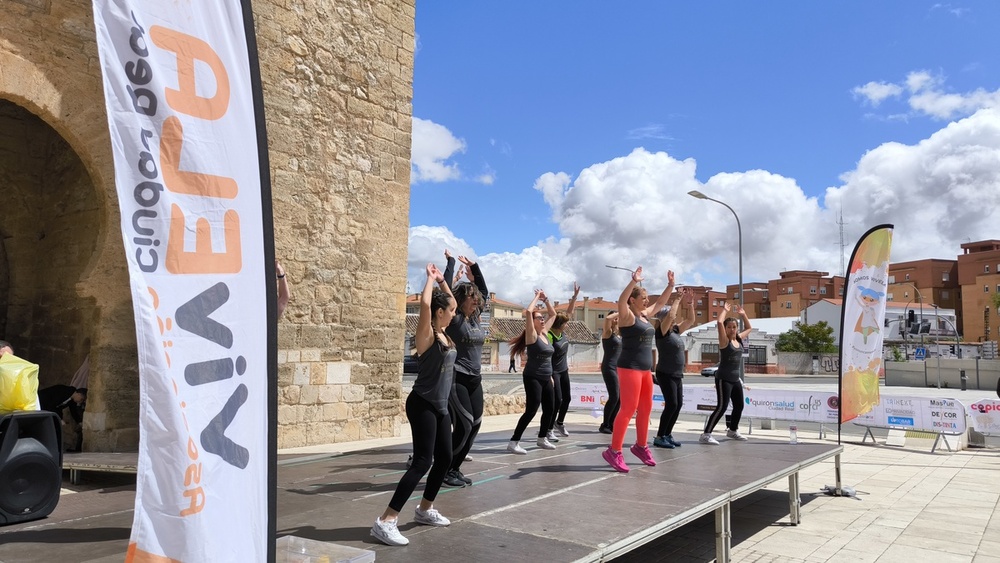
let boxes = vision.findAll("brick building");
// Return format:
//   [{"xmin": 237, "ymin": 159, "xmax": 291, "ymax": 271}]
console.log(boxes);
[
  {"xmin": 766, "ymin": 271, "xmax": 845, "ymax": 320},
  {"xmin": 956, "ymin": 240, "xmax": 1000, "ymax": 342}
]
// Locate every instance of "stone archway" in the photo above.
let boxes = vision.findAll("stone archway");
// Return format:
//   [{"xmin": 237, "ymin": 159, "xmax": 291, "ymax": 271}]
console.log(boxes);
[{"xmin": 0, "ymin": 99, "xmax": 99, "ymax": 388}]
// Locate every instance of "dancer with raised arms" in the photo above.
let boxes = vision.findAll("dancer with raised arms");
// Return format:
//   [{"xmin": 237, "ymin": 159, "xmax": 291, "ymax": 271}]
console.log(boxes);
[
  {"xmin": 602, "ymin": 268, "xmax": 675, "ymax": 473},
  {"xmin": 700, "ymin": 302, "xmax": 753, "ymax": 445},
  {"xmin": 506, "ymin": 290, "xmax": 558, "ymax": 454},
  {"xmin": 598, "ymin": 312, "xmax": 621, "ymax": 435},
  {"xmin": 547, "ymin": 282, "xmax": 579, "ymax": 441},
  {"xmin": 653, "ymin": 288, "xmax": 696, "ymax": 448},
  {"xmin": 371, "ymin": 263, "xmax": 456, "ymax": 546}
]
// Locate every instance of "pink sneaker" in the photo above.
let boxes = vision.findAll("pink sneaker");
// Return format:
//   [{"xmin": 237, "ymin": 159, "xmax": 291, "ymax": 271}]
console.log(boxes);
[
  {"xmin": 602, "ymin": 447, "xmax": 630, "ymax": 473},
  {"xmin": 630, "ymin": 444, "xmax": 657, "ymax": 466}
]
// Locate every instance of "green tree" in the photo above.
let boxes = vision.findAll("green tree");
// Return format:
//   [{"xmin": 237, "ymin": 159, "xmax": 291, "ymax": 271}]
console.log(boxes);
[
  {"xmin": 775, "ymin": 321, "xmax": 838, "ymax": 353},
  {"xmin": 992, "ymin": 291, "xmax": 1000, "ymax": 312}
]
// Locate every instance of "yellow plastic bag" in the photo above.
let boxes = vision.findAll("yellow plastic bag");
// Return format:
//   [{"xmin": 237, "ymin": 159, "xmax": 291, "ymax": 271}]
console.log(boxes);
[{"xmin": 0, "ymin": 353, "xmax": 41, "ymax": 414}]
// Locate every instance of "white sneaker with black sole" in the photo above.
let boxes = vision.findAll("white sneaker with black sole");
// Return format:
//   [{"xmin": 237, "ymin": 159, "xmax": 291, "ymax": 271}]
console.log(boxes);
[
  {"xmin": 414, "ymin": 506, "xmax": 451, "ymax": 526},
  {"xmin": 726, "ymin": 429, "xmax": 748, "ymax": 441},
  {"xmin": 371, "ymin": 517, "xmax": 409, "ymax": 546},
  {"xmin": 546, "ymin": 430, "xmax": 560, "ymax": 443},
  {"xmin": 554, "ymin": 422, "xmax": 570, "ymax": 437}
]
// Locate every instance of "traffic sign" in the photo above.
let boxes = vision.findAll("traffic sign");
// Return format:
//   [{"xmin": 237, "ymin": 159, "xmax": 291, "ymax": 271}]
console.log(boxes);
[{"xmin": 914, "ymin": 347, "xmax": 926, "ymax": 360}]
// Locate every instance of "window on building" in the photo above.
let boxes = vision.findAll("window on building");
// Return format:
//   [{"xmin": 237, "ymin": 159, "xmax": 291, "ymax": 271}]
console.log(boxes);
[
  {"xmin": 888, "ymin": 275, "xmax": 895, "ymax": 283},
  {"xmin": 785, "ymin": 302, "xmax": 791, "ymax": 309},
  {"xmin": 598, "ymin": 313, "xmax": 605, "ymax": 319},
  {"xmin": 986, "ymin": 285, "xmax": 990, "ymax": 293},
  {"xmin": 987, "ymin": 265, "xmax": 991, "ymax": 273},
  {"xmin": 887, "ymin": 293, "xmax": 894, "ymax": 301},
  {"xmin": 809, "ymin": 287, "xmax": 817, "ymax": 294},
  {"xmin": 820, "ymin": 287, "xmax": 827, "ymax": 295},
  {"xmin": 942, "ymin": 290, "xmax": 949, "ymax": 299},
  {"xmin": 747, "ymin": 346, "xmax": 767, "ymax": 366},
  {"xmin": 905, "ymin": 274, "xmax": 910, "ymax": 280},
  {"xmin": 696, "ymin": 311, "xmax": 703, "ymax": 317},
  {"xmin": 787, "ymin": 287, "xmax": 793, "ymax": 294},
  {"xmin": 942, "ymin": 272, "xmax": 950, "ymax": 281},
  {"xmin": 712, "ymin": 312, "xmax": 718, "ymax": 318},
  {"xmin": 839, "ymin": 288, "xmax": 844, "ymax": 295},
  {"xmin": 996, "ymin": 284, "xmax": 1000, "ymax": 293},
  {"xmin": 903, "ymin": 291, "xmax": 909, "ymax": 299},
  {"xmin": 697, "ymin": 299, "xmax": 703, "ymax": 305},
  {"xmin": 701, "ymin": 343, "xmax": 720, "ymax": 364}
]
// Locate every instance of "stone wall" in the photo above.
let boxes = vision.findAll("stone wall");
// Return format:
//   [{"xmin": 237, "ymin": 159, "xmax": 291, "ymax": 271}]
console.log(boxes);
[{"xmin": 0, "ymin": 0, "xmax": 415, "ymax": 450}]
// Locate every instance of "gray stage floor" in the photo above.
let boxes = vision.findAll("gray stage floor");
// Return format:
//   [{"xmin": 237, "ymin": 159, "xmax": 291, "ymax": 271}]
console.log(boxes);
[{"xmin": 0, "ymin": 426, "xmax": 841, "ymax": 563}]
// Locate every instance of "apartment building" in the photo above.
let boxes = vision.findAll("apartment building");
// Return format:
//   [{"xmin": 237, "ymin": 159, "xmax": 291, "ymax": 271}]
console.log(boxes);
[
  {"xmin": 767, "ymin": 270, "xmax": 845, "ymax": 319},
  {"xmin": 724, "ymin": 281, "xmax": 771, "ymax": 318},
  {"xmin": 886, "ymin": 258, "xmax": 959, "ymax": 326},
  {"xmin": 558, "ymin": 296, "xmax": 618, "ymax": 335},
  {"xmin": 680, "ymin": 285, "xmax": 728, "ymax": 325},
  {"xmin": 957, "ymin": 240, "xmax": 1000, "ymax": 342}
]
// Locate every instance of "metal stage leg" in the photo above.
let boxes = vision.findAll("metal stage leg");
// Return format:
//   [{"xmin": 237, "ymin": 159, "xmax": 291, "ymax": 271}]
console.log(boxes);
[
  {"xmin": 71, "ymin": 468, "xmax": 80, "ymax": 485},
  {"xmin": 788, "ymin": 472, "xmax": 801, "ymax": 525},
  {"xmin": 861, "ymin": 426, "xmax": 875, "ymax": 444},
  {"xmin": 715, "ymin": 502, "xmax": 731, "ymax": 563}
]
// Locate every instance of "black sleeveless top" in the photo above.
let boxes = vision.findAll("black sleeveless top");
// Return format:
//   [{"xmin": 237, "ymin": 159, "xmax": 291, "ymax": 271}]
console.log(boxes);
[
  {"xmin": 618, "ymin": 315, "xmax": 655, "ymax": 371},
  {"xmin": 548, "ymin": 331, "xmax": 569, "ymax": 372},
  {"xmin": 655, "ymin": 325, "xmax": 686, "ymax": 378},
  {"xmin": 524, "ymin": 336, "xmax": 554, "ymax": 380},
  {"xmin": 717, "ymin": 337, "xmax": 743, "ymax": 383},
  {"xmin": 446, "ymin": 311, "xmax": 486, "ymax": 378},
  {"xmin": 601, "ymin": 334, "xmax": 621, "ymax": 373},
  {"xmin": 412, "ymin": 339, "xmax": 457, "ymax": 415}
]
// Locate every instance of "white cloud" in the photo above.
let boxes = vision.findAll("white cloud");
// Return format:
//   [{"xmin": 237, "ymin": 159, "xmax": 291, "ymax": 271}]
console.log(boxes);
[
  {"xmin": 410, "ymin": 110, "xmax": 1000, "ymax": 303},
  {"xmin": 626, "ymin": 124, "xmax": 673, "ymax": 140},
  {"xmin": 855, "ymin": 71, "xmax": 1000, "ymax": 120},
  {"xmin": 411, "ymin": 117, "xmax": 466, "ymax": 182},
  {"xmin": 852, "ymin": 81, "xmax": 903, "ymax": 106}
]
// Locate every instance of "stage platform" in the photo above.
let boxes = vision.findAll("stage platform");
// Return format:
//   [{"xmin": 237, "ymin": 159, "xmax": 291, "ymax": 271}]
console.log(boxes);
[{"xmin": 0, "ymin": 426, "xmax": 842, "ymax": 563}]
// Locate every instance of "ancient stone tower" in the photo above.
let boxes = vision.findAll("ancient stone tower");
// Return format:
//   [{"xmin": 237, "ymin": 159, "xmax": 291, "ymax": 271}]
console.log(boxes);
[{"xmin": 0, "ymin": 0, "xmax": 414, "ymax": 450}]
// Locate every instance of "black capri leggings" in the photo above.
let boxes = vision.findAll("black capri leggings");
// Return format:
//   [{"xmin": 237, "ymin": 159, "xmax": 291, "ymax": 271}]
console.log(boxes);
[
  {"xmin": 449, "ymin": 372, "xmax": 484, "ymax": 471},
  {"xmin": 388, "ymin": 393, "xmax": 453, "ymax": 512},
  {"xmin": 511, "ymin": 375, "xmax": 554, "ymax": 441},
  {"xmin": 601, "ymin": 367, "xmax": 620, "ymax": 430},
  {"xmin": 550, "ymin": 369, "xmax": 571, "ymax": 427},
  {"xmin": 656, "ymin": 374, "xmax": 683, "ymax": 437},
  {"xmin": 703, "ymin": 379, "xmax": 744, "ymax": 435}
]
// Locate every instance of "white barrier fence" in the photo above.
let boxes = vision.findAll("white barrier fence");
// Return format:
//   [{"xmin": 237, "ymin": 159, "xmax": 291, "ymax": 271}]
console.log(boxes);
[{"xmin": 568, "ymin": 382, "xmax": 989, "ymax": 450}]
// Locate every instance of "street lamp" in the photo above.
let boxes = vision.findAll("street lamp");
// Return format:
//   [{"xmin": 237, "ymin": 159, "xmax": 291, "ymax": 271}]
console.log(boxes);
[
  {"xmin": 899, "ymin": 283, "xmax": 924, "ymax": 359},
  {"xmin": 689, "ymin": 190, "xmax": 744, "ymax": 382},
  {"xmin": 688, "ymin": 191, "xmax": 742, "ymax": 311},
  {"xmin": 930, "ymin": 304, "xmax": 962, "ymax": 389}
]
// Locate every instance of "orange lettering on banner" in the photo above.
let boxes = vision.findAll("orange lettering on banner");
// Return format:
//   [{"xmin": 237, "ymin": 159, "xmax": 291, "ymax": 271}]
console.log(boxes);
[
  {"xmin": 180, "ymin": 486, "xmax": 206, "ymax": 516},
  {"xmin": 166, "ymin": 205, "xmax": 241, "ymax": 274},
  {"xmin": 184, "ymin": 463, "xmax": 202, "ymax": 487},
  {"xmin": 160, "ymin": 116, "xmax": 237, "ymax": 199},
  {"xmin": 126, "ymin": 542, "xmax": 182, "ymax": 563},
  {"xmin": 149, "ymin": 26, "xmax": 230, "ymax": 120}
]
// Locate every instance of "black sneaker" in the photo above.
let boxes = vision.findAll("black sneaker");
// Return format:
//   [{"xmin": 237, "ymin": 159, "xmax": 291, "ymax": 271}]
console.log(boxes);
[
  {"xmin": 599, "ymin": 425, "xmax": 613, "ymax": 435},
  {"xmin": 455, "ymin": 469, "xmax": 473, "ymax": 485},
  {"xmin": 442, "ymin": 470, "xmax": 466, "ymax": 488}
]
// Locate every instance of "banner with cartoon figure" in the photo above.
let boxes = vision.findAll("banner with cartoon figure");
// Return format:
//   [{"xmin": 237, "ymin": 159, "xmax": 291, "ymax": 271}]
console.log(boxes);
[
  {"xmin": 92, "ymin": 0, "xmax": 276, "ymax": 560},
  {"xmin": 838, "ymin": 225, "xmax": 893, "ymax": 424}
]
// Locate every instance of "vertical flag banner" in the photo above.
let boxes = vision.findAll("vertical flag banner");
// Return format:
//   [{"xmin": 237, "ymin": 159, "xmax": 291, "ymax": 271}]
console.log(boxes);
[
  {"xmin": 92, "ymin": 0, "xmax": 275, "ymax": 561},
  {"xmin": 838, "ymin": 224, "xmax": 894, "ymax": 424}
]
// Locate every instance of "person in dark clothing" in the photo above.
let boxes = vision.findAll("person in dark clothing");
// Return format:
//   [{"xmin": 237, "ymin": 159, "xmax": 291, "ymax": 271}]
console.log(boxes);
[
  {"xmin": 441, "ymin": 250, "xmax": 489, "ymax": 488},
  {"xmin": 653, "ymin": 289, "xmax": 696, "ymax": 448},
  {"xmin": 547, "ymin": 282, "xmax": 579, "ymax": 440},
  {"xmin": 370, "ymin": 263, "xmax": 457, "ymax": 546},
  {"xmin": 700, "ymin": 302, "xmax": 753, "ymax": 445},
  {"xmin": 508, "ymin": 354, "xmax": 517, "ymax": 373},
  {"xmin": 507, "ymin": 290, "xmax": 558, "ymax": 454},
  {"xmin": 599, "ymin": 312, "xmax": 621, "ymax": 435},
  {"xmin": 602, "ymin": 267, "xmax": 674, "ymax": 473}
]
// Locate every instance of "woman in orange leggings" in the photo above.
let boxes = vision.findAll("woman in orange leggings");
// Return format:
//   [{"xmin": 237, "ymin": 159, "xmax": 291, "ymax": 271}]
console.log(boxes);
[{"xmin": 602, "ymin": 267, "xmax": 675, "ymax": 473}]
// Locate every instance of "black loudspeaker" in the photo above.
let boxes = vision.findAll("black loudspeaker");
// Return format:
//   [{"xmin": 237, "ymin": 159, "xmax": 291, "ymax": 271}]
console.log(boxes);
[{"xmin": 0, "ymin": 411, "xmax": 62, "ymax": 525}]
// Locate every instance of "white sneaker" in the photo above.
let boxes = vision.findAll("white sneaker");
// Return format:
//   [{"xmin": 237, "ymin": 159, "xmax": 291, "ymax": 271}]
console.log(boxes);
[
  {"xmin": 546, "ymin": 430, "xmax": 560, "ymax": 443},
  {"xmin": 464, "ymin": 454, "xmax": 473, "ymax": 462},
  {"xmin": 371, "ymin": 517, "xmax": 409, "ymax": 546},
  {"xmin": 699, "ymin": 433, "xmax": 720, "ymax": 445},
  {"xmin": 536, "ymin": 437, "xmax": 556, "ymax": 450},
  {"xmin": 507, "ymin": 441, "xmax": 527, "ymax": 455},
  {"xmin": 554, "ymin": 422, "xmax": 570, "ymax": 437},
  {"xmin": 726, "ymin": 429, "xmax": 748, "ymax": 441},
  {"xmin": 414, "ymin": 506, "xmax": 451, "ymax": 527}
]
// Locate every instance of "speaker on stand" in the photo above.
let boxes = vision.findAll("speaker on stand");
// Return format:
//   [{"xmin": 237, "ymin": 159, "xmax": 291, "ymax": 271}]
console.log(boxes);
[{"xmin": 0, "ymin": 411, "xmax": 62, "ymax": 525}]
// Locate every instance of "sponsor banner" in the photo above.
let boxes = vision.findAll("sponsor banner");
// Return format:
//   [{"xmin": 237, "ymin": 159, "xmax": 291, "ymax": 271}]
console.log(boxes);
[
  {"xmin": 839, "ymin": 225, "xmax": 894, "ymax": 423},
  {"xmin": 967, "ymin": 399, "xmax": 1000, "ymax": 435},
  {"xmin": 92, "ymin": 1, "xmax": 270, "ymax": 561},
  {"xmin": 851, "ymin": 396, "xmax": 967, "ymax": 434},
  {"xmin": 573, "ymin": 383, "xmax": 839, "ymax": 423}
]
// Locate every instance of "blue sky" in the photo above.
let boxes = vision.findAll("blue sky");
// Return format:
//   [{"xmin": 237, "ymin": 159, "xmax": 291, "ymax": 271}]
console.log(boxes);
[{"xmin": 406, "ymin": 2, "xmax": 1000, "ymax": 303}]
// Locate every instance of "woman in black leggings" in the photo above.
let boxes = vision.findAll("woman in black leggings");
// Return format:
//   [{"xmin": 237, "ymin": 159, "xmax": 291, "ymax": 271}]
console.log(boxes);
[
  {"xmin": 441, "ymin": 250, "xmax": 489, "ymax": 488},
  {"xmin": 548, "ymin": 282, "xmax": 579, "ymax": 440},
  {"xmin": 653, "ymin": 288, "xmax": 695, "ymax": 448},
  {"xmin": 371, "ymin": 263, "xmax": 457, "ymax": 546},
  {"xmin": 598, "ymin": 312, "xmax": 620, "ymax": 434},
  {"xmin": 507, "ymin": 289, "xmax": 558, "ymax": 454},
  {"xmin": 700, "ymin": 302, "xmax": 753, "ymax": 445}
]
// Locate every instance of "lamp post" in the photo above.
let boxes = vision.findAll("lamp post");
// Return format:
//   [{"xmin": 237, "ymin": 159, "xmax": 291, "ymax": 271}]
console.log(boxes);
[
  {"xmin": 899, "ymin": 283, "xmax": 924, "ymax": 359},
  {"xmin": 689, "ymin": 190, "xmax": 744, "ymax": 382},
  {"xmin": 930, "ymin": 304, "xmax": 962, "ymax": 389}
]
